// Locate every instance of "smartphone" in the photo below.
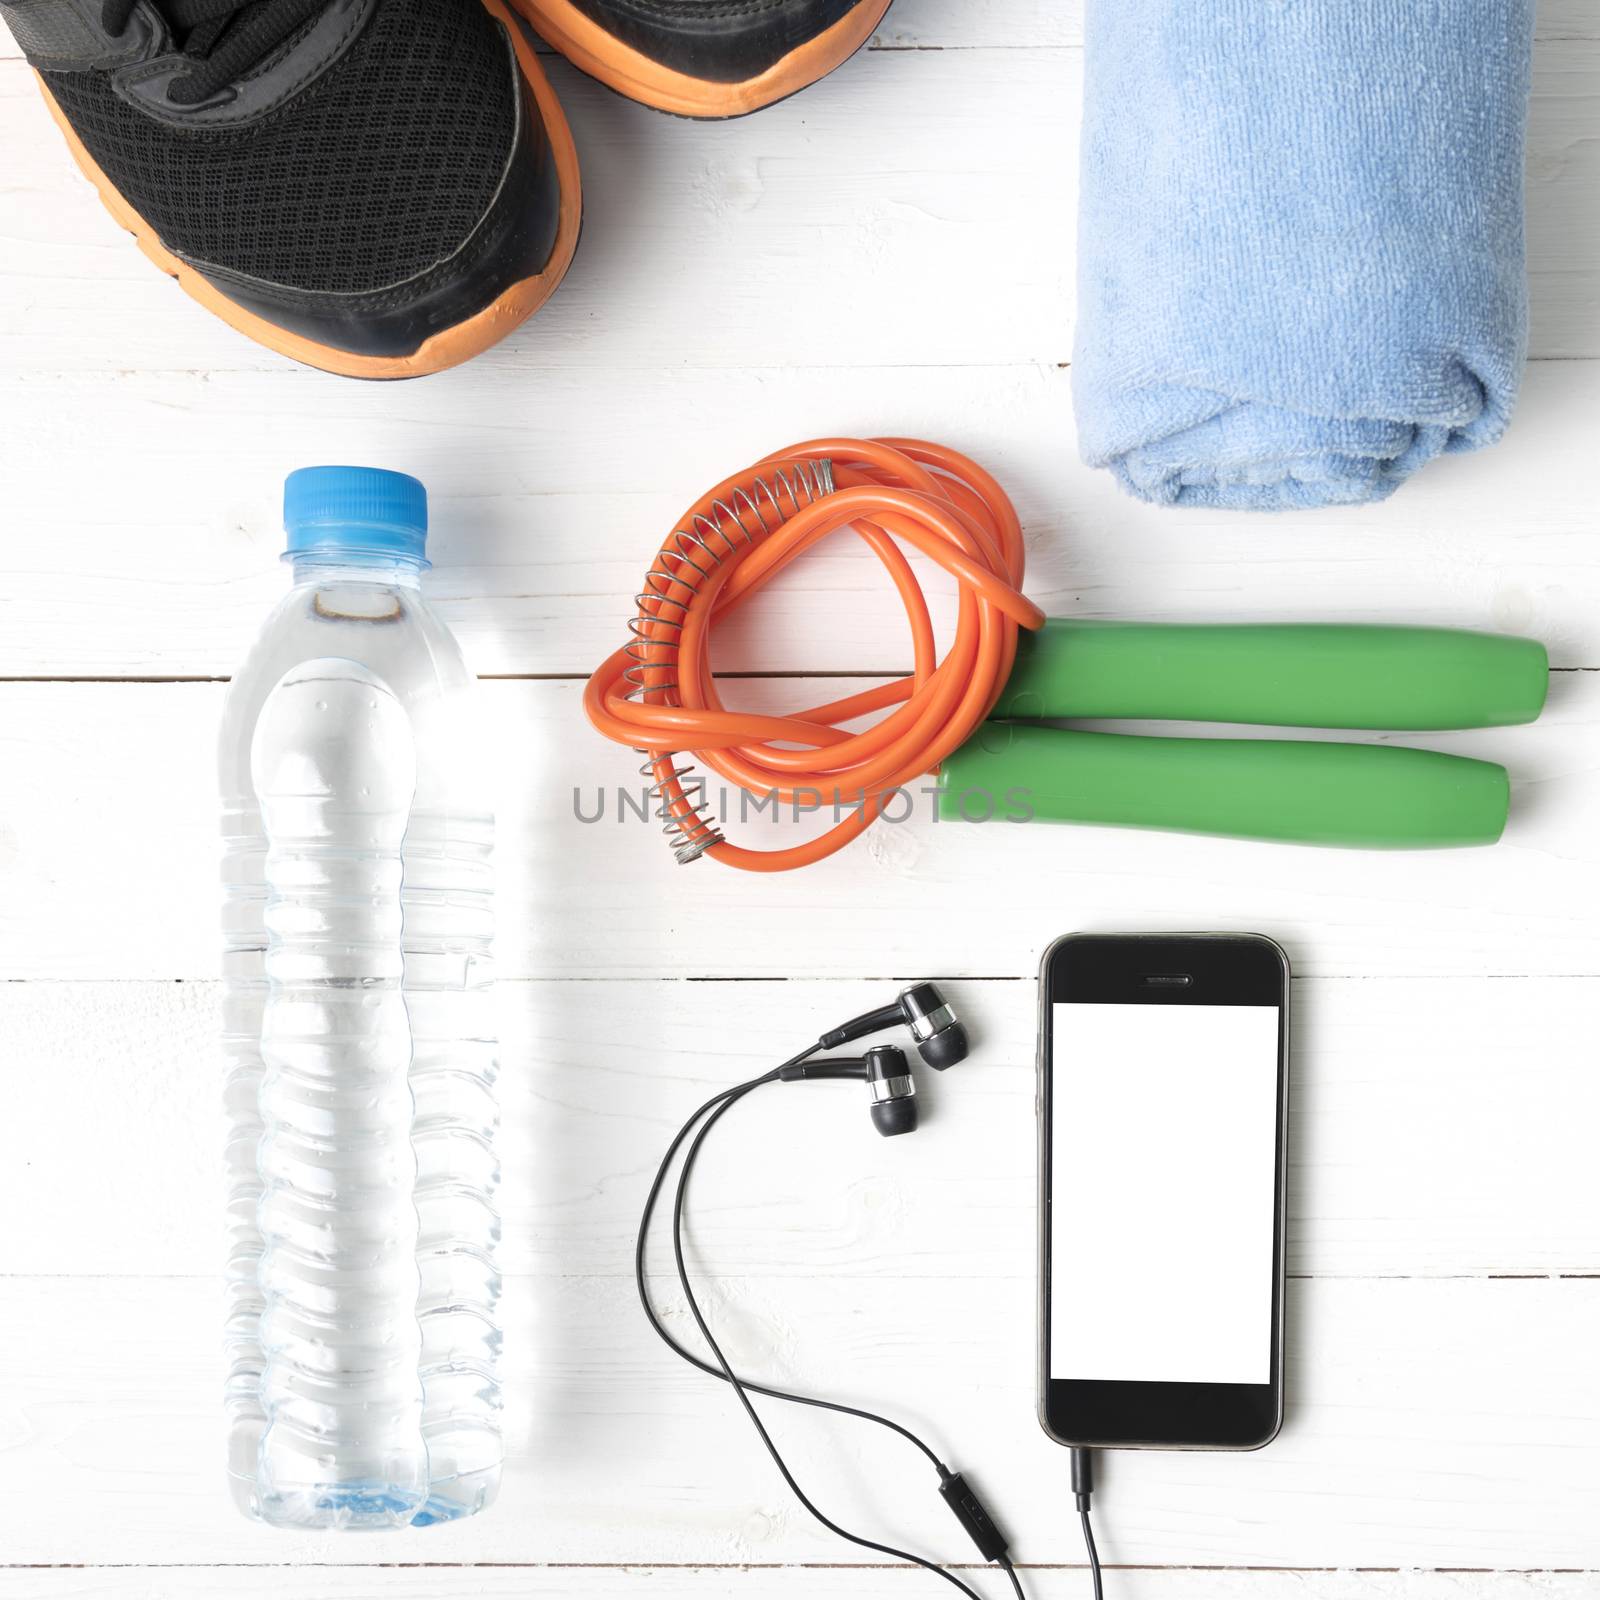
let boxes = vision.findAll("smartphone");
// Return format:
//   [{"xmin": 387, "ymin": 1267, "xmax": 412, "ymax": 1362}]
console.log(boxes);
[{"xmin": 1038, "ymin": 932, "xmax": 1290, "ymax": 1451}]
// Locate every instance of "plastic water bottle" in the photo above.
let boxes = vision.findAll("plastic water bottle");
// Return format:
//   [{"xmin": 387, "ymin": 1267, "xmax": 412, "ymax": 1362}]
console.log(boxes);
[{"xmin": 219, "ymin": 468, "xmax": 500, "ymax": 1529}]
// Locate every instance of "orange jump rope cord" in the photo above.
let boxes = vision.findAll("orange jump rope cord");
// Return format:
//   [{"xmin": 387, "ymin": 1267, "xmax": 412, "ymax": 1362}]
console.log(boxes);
[{"xmin": 583, "ymin": 437, "xmax": 1046, "ymax": 872}]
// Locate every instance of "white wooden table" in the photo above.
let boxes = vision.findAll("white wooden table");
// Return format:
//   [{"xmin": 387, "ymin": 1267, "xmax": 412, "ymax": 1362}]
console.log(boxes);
[{"xmin": 2, "ymin": 3, "xmax": 1598, "ymax": 1596}]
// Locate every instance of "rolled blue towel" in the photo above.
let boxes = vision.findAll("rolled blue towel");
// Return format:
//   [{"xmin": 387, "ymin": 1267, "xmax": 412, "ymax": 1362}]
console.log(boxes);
[{"xmin": 1072, "ymin": 0, "xmax": 1535, "ymax": 512}]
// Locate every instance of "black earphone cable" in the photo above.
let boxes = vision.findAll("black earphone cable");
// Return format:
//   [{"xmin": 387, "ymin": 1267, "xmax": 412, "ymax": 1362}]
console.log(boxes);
[
  {"xmin": 1080, "ymin": 1509, "xmax": 1104, "ymax": 1600},
  {"xmin": 670, "ymin": 1083, "xmax": 993, "ymax": 1600},
  {"xmin": 635, "ymin": 1052, "xmax": 1014, "ymax": 1600},
  {"xmin": 633, "ymin": 1048, "xmax": 949, "ymax": 1472}
]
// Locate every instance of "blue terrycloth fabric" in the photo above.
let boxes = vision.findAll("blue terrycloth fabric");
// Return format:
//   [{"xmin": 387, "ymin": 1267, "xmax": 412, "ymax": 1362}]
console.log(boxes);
[{"xmin": 1072, "ymin": 0, "xmax": 1535, "ymax": 511}]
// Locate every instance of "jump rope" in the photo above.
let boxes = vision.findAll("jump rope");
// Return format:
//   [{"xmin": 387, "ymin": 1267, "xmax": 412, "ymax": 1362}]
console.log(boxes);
[
  {"xmin": 597, "ymin": 437, "xmax": 1549, "ymax": 1595},
  {"xmin": 585, "ymin": 437, "xmax": 1547, "ymax": 866}
]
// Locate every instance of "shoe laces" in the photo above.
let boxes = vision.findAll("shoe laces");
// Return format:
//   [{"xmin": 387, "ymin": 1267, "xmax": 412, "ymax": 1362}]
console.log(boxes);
[{"xmin": 102, "ymin": 0, "xmax": 335, "ymax": 104}]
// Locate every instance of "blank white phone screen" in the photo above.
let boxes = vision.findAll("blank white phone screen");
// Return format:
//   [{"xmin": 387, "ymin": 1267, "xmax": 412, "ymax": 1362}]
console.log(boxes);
[{"xmin": 1049, "ymin": 1002, "xmax": 1280, "ymax": 1386}]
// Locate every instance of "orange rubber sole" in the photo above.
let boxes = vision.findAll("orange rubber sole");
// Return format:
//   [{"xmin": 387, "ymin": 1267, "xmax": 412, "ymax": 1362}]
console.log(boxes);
[
  {"xmin": 511, "ymin": 0, "xmax": 892, "ymax": 118},
  {"xmin": 35, "ymin": 0, "xmax": 582, "ymax": 379}
]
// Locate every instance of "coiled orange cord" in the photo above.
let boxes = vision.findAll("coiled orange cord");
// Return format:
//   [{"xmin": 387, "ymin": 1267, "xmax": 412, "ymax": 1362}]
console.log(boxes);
[{"xmin": 584, "ymin": 437, "xmax": 1045, "ymax": 871}]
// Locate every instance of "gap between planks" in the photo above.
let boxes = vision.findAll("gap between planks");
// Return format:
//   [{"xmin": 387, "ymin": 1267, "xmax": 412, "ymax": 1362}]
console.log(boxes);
[
  {"xmin": 0, "ymin": 667, "xmax": 1590, "ymax": 686},
  {"xmin": 2, "ymin": 1562, "xmax": 1596, "ymax": 1572}
]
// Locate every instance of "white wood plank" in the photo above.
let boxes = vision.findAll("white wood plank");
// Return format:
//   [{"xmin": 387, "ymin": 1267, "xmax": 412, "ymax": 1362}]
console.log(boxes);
[
  {"xmin": 0, "ymin": 0, "xmax": 1087, "ymax": 60},
  {"xmin": 0, "ymin": 47, "xmax": 1077, "ymax": 375},
  {"xmin": 2, "ymin": 0, "xmax": 1594, "ymax": 58},
  {"xmin": 0, "ymin": 1570, "xmax": 1592, "ymax": 1600},
  {"xmin": 1527, "ymin": 35, "xmax": 1600, "ymax": 353},
  {"xmin": 1540, "ymin": 3, "xmax": 1600, "ymax": 39},
  {"xmin": 3, "ymin": 38, "xmax": 1594, "ymax": 378},
  {"xmin": 1, "ymin": 360, "xmax": 1599, "ymax": 680},
  {"xmin": 0, "ymin": 1274, "xmax": 1593, "ymax": 1568},
  {"xmin": 0, "ymin": 676, "xmax": 1593, "ymax": 982},
  {"xmin": 871, "ymin": 0, "xmax": 1598, "ymax": 46},
  {"xmin": 0, "ymin": 0, "xmax": 1086, "ymax": 56},
  {"xmin": 3, "ymin": 977, "xmax": 1597, "ymax": 1281},
  {"xmin": 3, "ymin": 3, "xmax": 1590, "ymax": 65}
]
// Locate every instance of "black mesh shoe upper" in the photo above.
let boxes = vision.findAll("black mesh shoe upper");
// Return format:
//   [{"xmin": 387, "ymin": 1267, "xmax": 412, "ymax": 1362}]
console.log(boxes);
[
  {"xmin": 41, "ymin": 0, "xmax": 518, "ymax": 295},
  {"xmin": 569, "ymin": 0, "xmax": 863, "ymax": 82}
]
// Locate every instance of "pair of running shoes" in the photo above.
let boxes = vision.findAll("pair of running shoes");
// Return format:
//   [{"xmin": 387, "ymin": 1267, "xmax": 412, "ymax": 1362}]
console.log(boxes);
[{"xmin": 9, "ymin": 0, "xmax": 892, "ymax": 377}]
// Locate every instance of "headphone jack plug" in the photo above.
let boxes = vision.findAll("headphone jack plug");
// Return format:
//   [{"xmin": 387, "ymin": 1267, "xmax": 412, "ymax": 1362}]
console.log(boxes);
[{"xmin": 1072, "ymin": 1448, "xmax": 1104, "ymax": 1599}]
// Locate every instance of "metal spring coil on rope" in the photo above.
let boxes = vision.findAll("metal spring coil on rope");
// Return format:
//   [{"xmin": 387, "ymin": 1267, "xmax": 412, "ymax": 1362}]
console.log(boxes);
[{"xmin": 623, "ymin": 460, "xmax": 835, "ymax": 862}]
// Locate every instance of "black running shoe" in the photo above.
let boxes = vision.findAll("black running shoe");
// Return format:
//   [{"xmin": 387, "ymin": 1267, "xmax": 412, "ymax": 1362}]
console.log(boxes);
[
  {"xmin": 8, "ymin": 0, "xmax": 581, "ymax": 377},
  {"xmin": 513, "ymin": 0, "xmax": 892, "ymax": 118}
]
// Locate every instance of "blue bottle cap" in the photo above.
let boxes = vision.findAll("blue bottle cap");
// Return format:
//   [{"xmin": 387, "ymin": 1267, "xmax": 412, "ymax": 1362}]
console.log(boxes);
[{"xmin": 283, "ymin": 466, "xmax": 429, "ymax": 564}]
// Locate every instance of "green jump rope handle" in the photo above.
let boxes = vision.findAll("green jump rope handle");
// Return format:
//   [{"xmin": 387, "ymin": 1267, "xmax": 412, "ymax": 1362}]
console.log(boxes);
[
  {"xmin": 991, "ymin": 621, "xmax": 1548, "ymax": 730},
  {"xmin": 937, "ymin": 725, "xmax": 1510, "ymax": 848}
]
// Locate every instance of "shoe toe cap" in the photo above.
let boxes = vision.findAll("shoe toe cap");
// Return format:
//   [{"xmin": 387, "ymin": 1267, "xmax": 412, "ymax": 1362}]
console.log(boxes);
[{"xmin": 571, "ymin": 0, "xmax": 867, "ymax": 83}]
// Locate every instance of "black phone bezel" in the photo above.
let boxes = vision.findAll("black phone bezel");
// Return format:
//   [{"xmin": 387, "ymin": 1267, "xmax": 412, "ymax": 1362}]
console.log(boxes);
[{"xmin": 1037, "ymin": 932, "xmax": 1290, "ymax": 1452}]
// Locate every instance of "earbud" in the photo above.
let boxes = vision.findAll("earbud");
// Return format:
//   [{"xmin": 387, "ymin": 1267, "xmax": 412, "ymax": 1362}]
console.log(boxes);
[
  {"xmin": 817, "ymin": 982, "xmax": 968, "ymax": 1070},
  {"xmin": 776, "ymin": 1045, "xmax": 918, "ymax": 1136},
  {"xmin": 863, "ymin": 1045, "xmax": 918, "ymax": 1137}
]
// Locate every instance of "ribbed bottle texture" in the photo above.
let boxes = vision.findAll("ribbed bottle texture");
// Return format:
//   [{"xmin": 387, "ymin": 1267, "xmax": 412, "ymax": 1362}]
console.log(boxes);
[{"xmin": 220, "ymin": 552, "xmax": 499, "ymax": 1530}]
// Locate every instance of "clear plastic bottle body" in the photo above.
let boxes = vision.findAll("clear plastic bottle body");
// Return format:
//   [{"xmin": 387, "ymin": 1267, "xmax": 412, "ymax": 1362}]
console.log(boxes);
[{"xmin": 219, "ymin": 554, "xmax": 500, "ymax": 1529}]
